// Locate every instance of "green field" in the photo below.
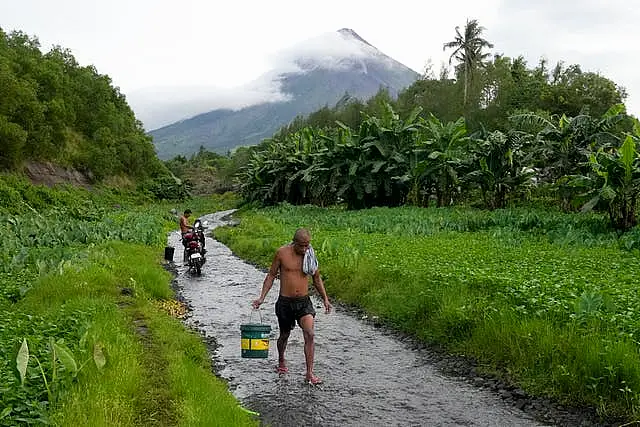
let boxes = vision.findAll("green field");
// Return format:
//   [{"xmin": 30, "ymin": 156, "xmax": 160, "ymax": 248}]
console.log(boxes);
[{"xmin": 0, "ymin": 176, "xmax": 256, "ymax": 426}]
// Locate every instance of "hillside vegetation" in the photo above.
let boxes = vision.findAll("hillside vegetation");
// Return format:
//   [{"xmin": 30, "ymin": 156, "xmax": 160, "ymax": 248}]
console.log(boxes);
[{"xmin": 0, "ymin": 29, "xmax": 166, "ymax": 182}]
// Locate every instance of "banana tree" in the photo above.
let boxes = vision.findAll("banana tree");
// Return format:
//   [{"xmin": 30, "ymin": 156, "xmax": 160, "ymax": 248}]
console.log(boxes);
[
  {"xmin": 466, "ymin": 130, "xmax": 535, "ymax": 209},
  {"xmin": 289, "ymin": 125, "xmax": 358, "ymax": 207},
  {"xmin": 570, "ymin": 121, "xmax": 640, "ymax": 231},
  {"xmin": 239, "ymin": 127, "xmax": 327, "ymax": 205},
  {"xmin": 511, "ymin": 105, "xmax": 626, "ymax": 178},
  {"xmin": 413, "ymin": 114, "xmax": 469, "ymax": 207},
  {"xmin": 239, "ymin": 137, "xmax": 295, "ymax": 204},
  {"xmin": 510, "ymin": 104, "xmax": 627, "ymax": 209},
  {"xmin": 323, "ymin": 124, "xmax": 377, "ymax": 209},
  {"xmin": 354, "ymin": 103, "xmax": 423, "ymax": 207},
  {"xmin": 239, "ymin": 124, "xmax": 371, "ymax": 208},
  {"xmin": 281, "ymin": 127, "xmax": 324, "ymax": 204}
]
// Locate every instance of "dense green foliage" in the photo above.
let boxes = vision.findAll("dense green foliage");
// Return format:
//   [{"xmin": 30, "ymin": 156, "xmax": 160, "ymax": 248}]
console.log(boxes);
[
  {"xmin": 238, "ymin": 101, "xmax": 640, "ymax": 232},
  {"xmin": 0, "ymin": 175, "xmax": 248, "ymax": 425},
  {"xmin": 164, "ymin": 146, "xmax": 248, "ymax": 195},
  {"xmin": 215, "ymin": 204, "xmax": 640, "ymax": 421},
  {"xmin": 0, "ymin": 29, "xmax": 166, "ymax": 181},
  {"xmin": 0, "ymin": 179, "xmax": 163, "ymax": 424}
]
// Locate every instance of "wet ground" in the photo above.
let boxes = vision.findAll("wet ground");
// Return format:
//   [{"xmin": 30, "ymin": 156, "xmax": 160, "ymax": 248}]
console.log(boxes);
[{"xmin": 167, "ymin": 210, "xmax": 606, "ymax": 427}]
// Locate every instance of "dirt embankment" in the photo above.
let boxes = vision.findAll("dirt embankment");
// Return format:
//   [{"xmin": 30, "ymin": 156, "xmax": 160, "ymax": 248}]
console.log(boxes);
[{"xmin": 23, "ymin": 161, "xmax": 92, "ymax": 188}]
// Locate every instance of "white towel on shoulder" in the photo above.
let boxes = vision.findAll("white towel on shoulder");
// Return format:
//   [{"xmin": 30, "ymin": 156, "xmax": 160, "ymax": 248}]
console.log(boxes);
[{"xmin": 303, "ymin": 245, "xmax": 318, "ymax": 276}]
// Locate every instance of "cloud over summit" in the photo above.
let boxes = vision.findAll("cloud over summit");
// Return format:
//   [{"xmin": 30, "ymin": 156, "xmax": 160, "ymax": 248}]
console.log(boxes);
[{"xmin": 130, "ymin": 28, "xmax": 394, "ymax": 130}]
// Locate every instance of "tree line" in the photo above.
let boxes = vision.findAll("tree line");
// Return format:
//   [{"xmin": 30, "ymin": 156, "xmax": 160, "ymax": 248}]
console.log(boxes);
[
  {"xmin": 0, "ymin": 29, "xmax": 166, "ymax": 181},
  {"xmin": 236, "ymin": 19, "xmax": 639, "ymax": 231}
]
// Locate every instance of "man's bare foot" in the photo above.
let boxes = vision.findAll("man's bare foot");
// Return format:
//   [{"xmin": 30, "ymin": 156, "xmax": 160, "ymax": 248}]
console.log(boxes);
[
  {"xmin": 276, "ymin": 365, "xmax": 288, "ymax": 374},
  {"xmin": 305, "ymin": 374, "xmax": 322, "ymax": 385}
]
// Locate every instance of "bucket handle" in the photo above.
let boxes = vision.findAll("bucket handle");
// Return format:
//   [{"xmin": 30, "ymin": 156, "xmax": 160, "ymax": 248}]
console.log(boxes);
[{"xmin": 249, "ymin": 307, "xmax": 263, "ymax": 324}]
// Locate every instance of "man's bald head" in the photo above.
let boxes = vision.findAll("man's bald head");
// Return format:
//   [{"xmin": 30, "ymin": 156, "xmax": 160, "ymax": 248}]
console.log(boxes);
[{"xmin": 293, "ymin": 228, "xmax": 311, "ymax": 243}]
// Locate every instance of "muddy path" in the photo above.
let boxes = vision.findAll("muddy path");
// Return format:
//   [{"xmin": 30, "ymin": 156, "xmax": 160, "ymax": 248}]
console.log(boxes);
[{"xmin": 167, "ymin": 210, "xmax": 604, "ymax": 427}]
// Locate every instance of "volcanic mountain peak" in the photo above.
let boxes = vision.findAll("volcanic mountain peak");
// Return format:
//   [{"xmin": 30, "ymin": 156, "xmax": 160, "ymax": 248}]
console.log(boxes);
[
  {"xmin": 149, "ymin": 28, "xmax": 420, "ymax": 159},
  {"xmin": 337, "ymin": 28, "xmax": 374, "ymax": 47},
  {"xmin": 284, "ymin": 27, "xmax": 398, "ymax": 73}
]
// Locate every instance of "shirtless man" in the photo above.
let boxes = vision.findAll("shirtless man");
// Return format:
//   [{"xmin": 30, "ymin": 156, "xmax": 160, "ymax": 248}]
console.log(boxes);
[
  {"xmin": 179, "ymin": 209, "xmax": 192, "ymax": 234},
  {"xmin": 252, "ymin": 228, "xmax": 332, "ymax": 385}
]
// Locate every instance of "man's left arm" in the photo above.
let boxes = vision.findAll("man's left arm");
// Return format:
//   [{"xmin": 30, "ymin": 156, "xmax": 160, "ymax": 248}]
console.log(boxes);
[{"xmin": 312, "ymin": 270, "xmax": 332, "ymax": 313}]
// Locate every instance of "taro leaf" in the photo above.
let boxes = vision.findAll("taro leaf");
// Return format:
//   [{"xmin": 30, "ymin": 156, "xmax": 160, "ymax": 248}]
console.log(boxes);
[
  {"xmin": 93, "ymin": 342, "xmax": 106, "ymax": 370},
  {"xmin": 576, "ymin": 291, "xmax": 603, "ymax": 316},
  {"xmin": 15, "ymin": 338, "xmax": 29, "ymax": 386},
  {"xmin": 52, "ymin": 342, "xmax": 78, "ymax": 376}
]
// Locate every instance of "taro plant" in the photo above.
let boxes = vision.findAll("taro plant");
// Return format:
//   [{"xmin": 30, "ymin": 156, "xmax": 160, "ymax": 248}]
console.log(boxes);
[
  {"xmin": 14, "ymin": 333, "xmax": 106, "ymax": 403},
  {"xmin": 571, "ymin": 290, "xmax": 613, "ymax": 325}
]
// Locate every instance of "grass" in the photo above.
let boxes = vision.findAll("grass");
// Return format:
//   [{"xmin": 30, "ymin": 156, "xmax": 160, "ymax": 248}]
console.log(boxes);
[
  {"xmin": 26, "ymin": 242, "xmax": 258, "ymax": 427},
  {"xmin": 141, "ymin": 305, "xmax": 259, "ymax": 427},
  {"xmin": 214, "ymin": 204, "xmax": 640, "ymax": 421},
  {"xmin": 0, "ymin": 179, "xmax": 255, "ymax": 426},
  {"xmin": 48, "ymin": 303, "xmax": 145, "ymax": 426}
]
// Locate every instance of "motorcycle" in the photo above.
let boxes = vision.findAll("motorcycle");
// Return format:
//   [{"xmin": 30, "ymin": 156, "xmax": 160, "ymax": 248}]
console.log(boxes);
[{"xmin": 182, "ymin": 218, "xmax": 207, "ymax": 275}]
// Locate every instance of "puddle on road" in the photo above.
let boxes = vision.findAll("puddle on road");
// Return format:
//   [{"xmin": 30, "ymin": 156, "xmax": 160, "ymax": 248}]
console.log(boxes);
[{"xmin": 168, "ymin": 210, "xmax": 545, "ymax": 427}]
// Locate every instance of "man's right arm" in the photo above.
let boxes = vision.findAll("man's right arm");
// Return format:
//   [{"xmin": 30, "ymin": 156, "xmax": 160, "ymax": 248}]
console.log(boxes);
[{"xmin": 252, "ymin": 249, "xmax": 281, "ymax": 308}]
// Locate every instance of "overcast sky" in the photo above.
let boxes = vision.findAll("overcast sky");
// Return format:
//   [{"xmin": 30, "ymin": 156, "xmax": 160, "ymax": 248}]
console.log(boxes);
[{"xmin": 1, "ymin": 0, "xmax": 638, "ymax": 129}]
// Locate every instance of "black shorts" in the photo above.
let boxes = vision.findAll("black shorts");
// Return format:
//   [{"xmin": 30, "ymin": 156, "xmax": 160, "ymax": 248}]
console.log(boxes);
[{"xmin": 275, "ymin": 295, "xmax": 316, "ymax": 333}]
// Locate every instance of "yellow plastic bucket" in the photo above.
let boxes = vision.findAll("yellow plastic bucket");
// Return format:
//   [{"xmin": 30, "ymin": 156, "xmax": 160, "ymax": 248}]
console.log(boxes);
[
  {"xmin": 240, "ymin": 309, "xmax": 271, "ymax": 359},
  {"xmin": 240, "ymin": 323, "xmax": 271, "ymax": 358}
]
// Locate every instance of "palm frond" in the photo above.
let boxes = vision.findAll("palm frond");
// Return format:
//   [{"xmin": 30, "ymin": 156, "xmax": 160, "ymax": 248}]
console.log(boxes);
[{"xmin": 509, "ymin": 113, "xmax": 554, "ymax": 132}]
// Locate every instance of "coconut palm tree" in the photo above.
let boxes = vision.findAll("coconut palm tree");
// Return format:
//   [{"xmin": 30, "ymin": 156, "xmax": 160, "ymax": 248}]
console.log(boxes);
[{"xmin": 443, "ymin": 18, "xmax": 494, "ymax": 107}]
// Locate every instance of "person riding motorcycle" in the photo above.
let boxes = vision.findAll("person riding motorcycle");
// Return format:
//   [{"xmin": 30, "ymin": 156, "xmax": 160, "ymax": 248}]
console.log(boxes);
[
  {"xmin": 180, "ymin": 209, "xmax": 205, "ymax": 252},
  {"xmin": 179, "ymin": 209, "xmax": 192, "ymax": 234}
]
